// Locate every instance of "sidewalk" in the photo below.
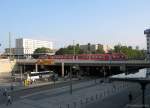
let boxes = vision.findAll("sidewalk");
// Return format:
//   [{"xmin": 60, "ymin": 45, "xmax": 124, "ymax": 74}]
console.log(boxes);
[{"xmin": 124, "ymin": 86, "xmax": 150, "ymax": 108}]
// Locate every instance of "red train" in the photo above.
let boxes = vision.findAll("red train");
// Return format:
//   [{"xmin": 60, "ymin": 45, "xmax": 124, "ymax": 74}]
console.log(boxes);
[{"xmin": 39, "ymin": 53, "xmax": 127, "ymax": 61}]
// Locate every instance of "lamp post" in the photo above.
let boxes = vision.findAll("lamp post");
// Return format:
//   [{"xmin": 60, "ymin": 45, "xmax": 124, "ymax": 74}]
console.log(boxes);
[
  {"xmin": 103, "ymin": 66, "xmax": 106, "ymax": 81},
  {"xmin": 0, "ymin": 43, "xmax": 1, "ymax": 56},
  {"xmin": 109, "ymin": 55, "xmax": 112, "ymax": 76},
  {"xmin": 70, "ymin": 65, "xmax": 77, "ymax": 94},
  {"xmin": 9, "ymin": 32, "xmax": 11, "ymax": 59},
  {"xmin": 70, "ymin": 66, "xmax": 73, "ymax": 94},
  {"xmin": 73, "ymin": 40, "xmax": 75, "ymax": 60}
]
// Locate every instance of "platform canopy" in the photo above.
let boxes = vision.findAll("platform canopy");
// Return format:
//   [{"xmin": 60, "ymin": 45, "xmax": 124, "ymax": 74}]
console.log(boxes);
[
  {"xmin": 109, "ymin": 68, "xmax": 150, "ymax": 83},
  {"xmin": 109, "ymin": 68, "xmax": 150, "ymax": 108}
]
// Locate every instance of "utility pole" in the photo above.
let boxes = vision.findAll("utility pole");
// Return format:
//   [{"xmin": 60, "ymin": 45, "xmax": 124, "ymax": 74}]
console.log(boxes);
[
  {"xmin": 73, "ymin": 40, "xmax": 75, "ymax": 60},
  {"xmin": 70, "ymin": 66, "xmax": 72, "ymax": 94},
  {"xmin": 0, "ymin": 43, "xmax": 1, "ymax": 56},
  {"xmin": 9, "ymin": 32, "xmax": 13, "ymax": 87},
  {"xmin": 9, "ymin": 32, "xmax": 11, "ymax": 59}
]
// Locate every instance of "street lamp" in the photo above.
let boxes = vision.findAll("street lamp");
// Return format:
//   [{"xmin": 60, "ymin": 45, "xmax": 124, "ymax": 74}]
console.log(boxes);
[
  {"xmin": 103, "ymin": 66, "xmax": 106, "ymax": 81},
  {"xmin": 109, "ymin": 55, "xmax": 112, "ymax": 76},
  {"xmin": 70, "ymin": 65, "xmax": 77, "ymax": 94},
  {"xmin": 70, "ymin": 66, "xmax": 73, "ymax": 94},
  {"xmin": 0, "ymin": 43, "xmax": 1, "ymax": 56},
  {"xmin": 73, "ymin": 40, "xmax": 75, "ymax": 60}
]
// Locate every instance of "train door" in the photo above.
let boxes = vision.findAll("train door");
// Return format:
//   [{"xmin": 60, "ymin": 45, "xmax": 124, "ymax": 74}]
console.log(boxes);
[{"xmin": 104, "ymin": 54, "xmax": 109, "ymax": 60}]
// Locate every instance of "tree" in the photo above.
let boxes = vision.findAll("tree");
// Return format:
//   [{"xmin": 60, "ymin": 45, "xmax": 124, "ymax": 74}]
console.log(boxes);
[
  {"xmin": 55, "ymin": 43, "xmax": 105, "ymax": 55},
  {"xmin": 113, "ymin": 44, "xmax": 145, "ymax": 59},
  {"xmin": 55, "ymin": 44, "xmax": 84, "ymax": 55},
  {"xmin": 33, "ymin": 47, "xmax": 52, "ymax": 58},
  {"xmin": 95, "ymin": 45, "xmax": 105, "ymax": 54},
  {"xmin": 34, "ymin": 47, "xmax": 52, "ymax": 54}
]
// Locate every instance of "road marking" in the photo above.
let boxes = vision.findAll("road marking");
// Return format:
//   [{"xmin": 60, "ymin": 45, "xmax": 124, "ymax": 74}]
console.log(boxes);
[{"xmin": 20, "ymin": 86, "xmax": 67, "ymax": 99}]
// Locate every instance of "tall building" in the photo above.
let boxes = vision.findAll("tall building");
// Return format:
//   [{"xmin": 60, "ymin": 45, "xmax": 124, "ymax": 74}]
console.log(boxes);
[
  {"xmin": 144, "ymin": 29, "xmax": 150, "ymax": 60},
  {"xmin": 15, "ymin": 38, "xmax": 53, "ymax": 56}
]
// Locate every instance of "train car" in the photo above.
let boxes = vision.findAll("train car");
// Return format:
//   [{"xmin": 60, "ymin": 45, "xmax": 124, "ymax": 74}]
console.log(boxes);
[
  {"xmin": 38, "ymin": 53, "xmax": 127, "ymax": 61},
  {"xmin": 75, "ymin": 53, "xmax": 126, "ymax": 61},
  {"xmin": 111, "ymin": 53, "xmax": 127, "ymax": 60},
  {"xmin": 76, "ymin": 54, "xmax": 105, "ymax": 60},
  {"xmin": 49, "ymin": 55, "xmax": 74, "ymax": 60}
]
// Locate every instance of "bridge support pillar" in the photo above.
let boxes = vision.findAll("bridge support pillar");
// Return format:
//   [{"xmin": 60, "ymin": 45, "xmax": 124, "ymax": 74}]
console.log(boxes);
[
  {"xmin": 61, "ymin": 62, "xmax": 64, "ymax": 77},
  {"xmin": 120, "ymin": 65, "xmax": 126, "ymax": 72},
  {"xmin": 103, "ymin": 66, "xmax": 106, "ymax": 78},
  {"xmin": 35, "ymin": 64, "xmax": 38, "ymax": 72},
  {"xmin": 20, "ymin": 65, "xmax": 23, "ymax": 81}
]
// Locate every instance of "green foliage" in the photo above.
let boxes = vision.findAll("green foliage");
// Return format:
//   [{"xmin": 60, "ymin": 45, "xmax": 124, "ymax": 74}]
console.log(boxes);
[
  {"xmin": 56, "ymin": 43, "xmax": 145, "ymax": 59},
  {"xmin": 55, "ymin": 43, "xmax": 105, "ymax": 55},
  {"xmin": 95, "ymin": 45, "xmax": 105, "ymax": 54},
  {"xmin": 34, "ymin": 47, "xmax": 52, "ymax": 54},
  {"xmin": 55, "ymin": 44, "xmax": 84, "ymax": 55},
  {"xmin": 113, "ymin": 44, "xmax": 145, "ymax": 59}
]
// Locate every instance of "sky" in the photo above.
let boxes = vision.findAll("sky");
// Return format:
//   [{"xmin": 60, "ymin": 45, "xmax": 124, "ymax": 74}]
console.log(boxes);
[{"xmin": 0, "ymin": 0, "xmax": 150, "ymax": 52}]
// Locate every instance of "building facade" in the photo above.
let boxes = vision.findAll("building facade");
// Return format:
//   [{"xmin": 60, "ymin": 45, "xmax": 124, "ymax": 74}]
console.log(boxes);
[
  {"xmin": 103, "ymin": 45, "xmax": 112, "ymax": 53},
  {"xmin": 80, "ymin": 43, "xmax": 103, "ymax": 53},
  {"xmin": 5, "ymin": 48, "xmax": 16, "ymax": 55},
  {"xmin": 144, "ymin": 29, "xmax": 150, "ymax": 60},
  {"xmin": 15, "ymin": 38, "xmax": 53, "ymax": 56}
]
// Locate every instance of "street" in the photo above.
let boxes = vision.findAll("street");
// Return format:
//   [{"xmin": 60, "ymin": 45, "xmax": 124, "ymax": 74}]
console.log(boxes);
[{"xmin": 0, "ymin": 78, "xmax": 142, "ymax": 108}]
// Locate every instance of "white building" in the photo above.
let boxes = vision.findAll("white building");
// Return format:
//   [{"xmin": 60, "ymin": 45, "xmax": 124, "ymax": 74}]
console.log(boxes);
[
  {"xmin": 15, "ymin": 38, "xmax": 53, "ymax": 56},
  {"xmin": 144, "ymin": 29, "xmax": 150, "ymax": 60}
]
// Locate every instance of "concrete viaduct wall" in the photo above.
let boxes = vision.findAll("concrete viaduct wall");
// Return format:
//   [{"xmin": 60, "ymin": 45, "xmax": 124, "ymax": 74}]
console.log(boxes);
[{"xmin": 0, "ymin": 59, "xmax": 17, "ymax": 81}]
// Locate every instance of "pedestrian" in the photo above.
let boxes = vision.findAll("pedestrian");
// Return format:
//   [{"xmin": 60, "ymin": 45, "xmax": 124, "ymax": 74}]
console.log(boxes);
[
  {"xmin": 10, "ymin": 84, "xmax": 14, "ymax": 91},
  {"xmin": 3, "ymin": 88, "xmax": 7, "ymax": 97},
  {"xmin": 100, "ymin": 80, "xmax": 104, "ymax": 84},
  {"xmin": 128, "ymin": 92, "xmax": 132, "ymax": 103},
  {"xmin": 6, "ymin": 95, "xmax": 12, "ymax": 106},
  {"xmin": 0, "ymin": 88, "xmax": 2, "ymax": 96},
  {"xmin": 113, "ymin": 84, "xmax": 116, "ymax": 90}
]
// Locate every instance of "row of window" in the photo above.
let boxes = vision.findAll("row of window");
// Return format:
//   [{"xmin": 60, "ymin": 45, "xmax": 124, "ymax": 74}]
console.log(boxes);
[{"xmin": 51, "ymin": 55, "xmax": 105, "ymax": 59}]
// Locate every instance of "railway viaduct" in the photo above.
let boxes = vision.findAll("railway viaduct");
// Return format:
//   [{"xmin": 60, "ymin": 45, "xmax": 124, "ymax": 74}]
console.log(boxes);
[{"xmin": 15, "ymin": 59, "xmax": 150, "ymax": 77}]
